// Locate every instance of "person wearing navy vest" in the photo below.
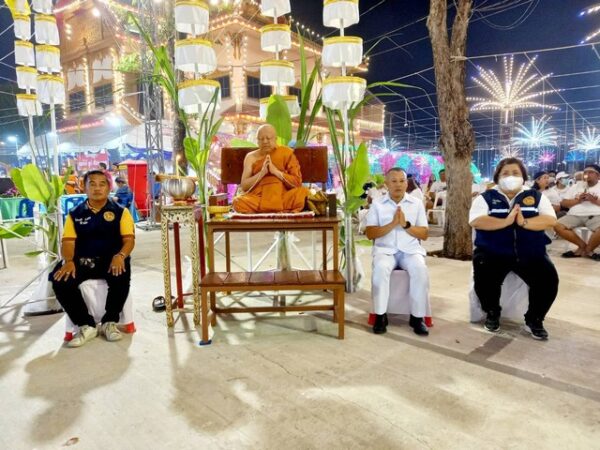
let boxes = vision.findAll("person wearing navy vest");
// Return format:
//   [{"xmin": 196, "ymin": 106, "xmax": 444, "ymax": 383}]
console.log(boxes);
[
  {"xmin": 51, "ymin": 170, "xmax": 136, "ymax": 348},
  {"xmin": 469, "ymin": 158, "xmax": 558, "ymax": 340}
]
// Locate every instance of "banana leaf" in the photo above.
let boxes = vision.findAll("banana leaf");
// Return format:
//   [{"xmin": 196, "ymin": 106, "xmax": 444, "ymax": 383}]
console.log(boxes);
[
  {"xmin": 10, "ymin": 167, "xmax": 26, "ymax": 197},
  {"xmin": 230, "ymin": 138, "xmax": 257, "ymax": 148},
  {"xmin": 346, "ymin": 142, "xmax": 371, "ymax": 197},
  {"xmin": 266, "ymin": 95, "xmax": 292, "ymax": 146},
  {"xmin": 21, "ymin": 164, "xmax": 51, "ymax": 205},
  {"xmin": 0, "ymin": 221, "xmax": 34, "ymax": 239}
]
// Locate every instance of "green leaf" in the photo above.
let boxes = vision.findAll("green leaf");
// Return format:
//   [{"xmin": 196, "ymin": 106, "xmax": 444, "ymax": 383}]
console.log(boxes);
[
  {"xmin": 24, "ymin": 250, "xmax": 45, "ymax": 257},
  {"xmin": 21, "ymin": 164, "xmax": 52, "ymax": 204},
  {"xmin": 230, "ymin": 138, "xmax": 257, "ymax": 148},
  {"xmin": 345, "ymin": 196, "xmax": 366, "ymax": 214},
  {"xmin": 266, "ymin": 95, "xmax": 292, "ymax": 146},
  {"xmin": 0, "ymin": 221, "xmax": 34, "ymax": 239},
  {"xmin": 346, "ymin": 142, "xmax": 371, "ymax": 197},
  {"xmin": 183, "ymin": 137, "xmax": 200, "ymax": 174},
  {"xmin": 10, "ymin": 168, "xmax": 26, "ymax": 197}
]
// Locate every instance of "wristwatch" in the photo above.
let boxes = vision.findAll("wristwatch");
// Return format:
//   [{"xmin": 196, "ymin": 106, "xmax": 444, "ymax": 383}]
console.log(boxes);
[{"xmin": 403, "ymin": 221, "xmax": 412, "ymax": 229}]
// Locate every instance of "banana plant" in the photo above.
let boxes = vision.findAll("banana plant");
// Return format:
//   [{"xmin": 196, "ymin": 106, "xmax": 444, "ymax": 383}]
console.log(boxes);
[{"xmin": 3, "ymin": 164, "xmax": 68, "ymax": 260}]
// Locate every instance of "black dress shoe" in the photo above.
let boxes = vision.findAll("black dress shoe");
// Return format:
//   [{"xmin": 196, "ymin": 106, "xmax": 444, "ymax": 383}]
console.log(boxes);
[
  {"xmin": 484, "ymin": 310, "xmax": 500, "ymax": 332},
  {"xmin": 409, "ymin": 315, "xmax": 429, "ymax": 336},
  {"xmin": 373, "ymin": 314, "xmax": 387, "ymax": 334}
]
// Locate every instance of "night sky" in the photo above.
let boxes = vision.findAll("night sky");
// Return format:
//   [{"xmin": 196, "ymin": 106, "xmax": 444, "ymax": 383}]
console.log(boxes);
[{"xmin": 1, "ymin": 0, "xmax": 599, "ymax": 151}]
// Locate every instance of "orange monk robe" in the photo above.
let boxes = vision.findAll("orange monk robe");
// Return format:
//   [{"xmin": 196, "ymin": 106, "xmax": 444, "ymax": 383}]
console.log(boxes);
[{"xmin": 232, "ymin": 146, "xmax": 309, "ymax": 213}]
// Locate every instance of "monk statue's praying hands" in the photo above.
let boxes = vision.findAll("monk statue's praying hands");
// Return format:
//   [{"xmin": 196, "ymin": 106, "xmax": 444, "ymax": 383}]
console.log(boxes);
[{"xmin": 232, "ymin": 124, "xmax": 309, "ymax": 213}]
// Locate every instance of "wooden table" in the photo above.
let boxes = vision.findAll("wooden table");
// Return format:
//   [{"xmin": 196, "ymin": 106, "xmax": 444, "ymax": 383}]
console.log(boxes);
[
  {"xmin": 206, "ymin": 216, "xmax": 340, "ymax": 274},
  {"xmin": 199, "ymin": 216, "xmax": 344, "ymax": 343},
  {"xmin": 159, "ymin": 204, "xmax": 206, "ymax": 327}
]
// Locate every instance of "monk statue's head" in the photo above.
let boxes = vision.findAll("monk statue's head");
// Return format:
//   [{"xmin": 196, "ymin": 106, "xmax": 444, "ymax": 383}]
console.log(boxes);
[{"xmin": 257, "ymin": 124, "xmax": 277, "ymax": 153}]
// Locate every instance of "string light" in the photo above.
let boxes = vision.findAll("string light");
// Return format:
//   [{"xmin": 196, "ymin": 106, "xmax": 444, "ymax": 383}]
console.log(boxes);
[
  {"xmin": 512, "ymin": 116, "xmax": 557, "ymax": 148},
  {"xmin": 467, "ymin": 56, "xmax": 559, "ymax": 124}
]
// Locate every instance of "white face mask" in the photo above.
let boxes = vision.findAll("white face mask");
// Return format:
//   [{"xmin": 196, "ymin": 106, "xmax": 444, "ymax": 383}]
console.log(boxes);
[{"xmin": 499, "ymin": 176, "xmax": 524, "ymax": 192}]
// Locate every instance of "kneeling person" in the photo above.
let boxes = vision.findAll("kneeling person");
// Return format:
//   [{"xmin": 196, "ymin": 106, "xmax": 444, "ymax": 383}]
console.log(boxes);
[
  {"xmin": 365, "ymin": 168, "xmax": 430, "ymax": 336},
  {"xmin": 51, "ymin": 170, "xmax": 135, "ymax": 347}
]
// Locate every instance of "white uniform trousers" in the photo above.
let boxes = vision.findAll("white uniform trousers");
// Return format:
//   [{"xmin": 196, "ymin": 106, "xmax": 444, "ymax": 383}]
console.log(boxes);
[{"xmin": 372, "ymin": 252, "xmax": 429, "ymax": 317}]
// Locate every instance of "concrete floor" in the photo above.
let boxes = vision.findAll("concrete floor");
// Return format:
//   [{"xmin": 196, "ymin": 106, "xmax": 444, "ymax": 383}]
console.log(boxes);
[{"xmin": 1, "ymin": 226, "xmax": 599, "ymax": 449}]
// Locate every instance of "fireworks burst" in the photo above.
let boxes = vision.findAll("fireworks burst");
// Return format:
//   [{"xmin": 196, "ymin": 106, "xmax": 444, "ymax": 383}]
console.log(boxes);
[
  {"xmin": 580, "ymin": 3, "xmax": 600, "ymax": 43},
  {"xmin": 499, "ymin": 146, "xmax": 521, "ymax": 159},
  {"xmin": 468, "ymin": 56, "xmax": 559, "ymax": 124},
  {"xmin": 512, "ymin": 116, "xmax": 557, "ymax": 148},
  {"xmin": 576, "ymin": 126, "xmax": 600, "ymax": 150}
]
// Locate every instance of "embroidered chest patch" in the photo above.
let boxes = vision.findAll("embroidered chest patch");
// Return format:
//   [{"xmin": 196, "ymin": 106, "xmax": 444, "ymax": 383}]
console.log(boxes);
[
  {"xmin": 103, "ymin": 211, "xmax": 115, "ymax": 222},
  {"xmin": 522, "ymin": 196, "xmax": 535, "ymax": 206}
]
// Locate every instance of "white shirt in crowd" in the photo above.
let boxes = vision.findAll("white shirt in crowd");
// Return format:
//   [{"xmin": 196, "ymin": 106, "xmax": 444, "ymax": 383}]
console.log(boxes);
[
  {"xmin": 429, "ymin": 181, "xmax": 447, "ymax": 193},
  {"xmin": 563, "ymin": 182, "xmax": 600, "ymax": 216},
  {"xmin": 367, "ymin": 186, "xmax": 387, "ymax": 202},
  {"xmin": 544, "ymin": 185, "xmax": 569, "ymax": 206},
  {"xmin": 366, "ymin": 193, "xmax": 428, "ymax": 257},
  {"xmin": 408, "ymin": 187, "xmax": 424, "ymax": 201},
  {"xmin": 469, "ymin": 186, "xmax": 556, "ymax": 223}
]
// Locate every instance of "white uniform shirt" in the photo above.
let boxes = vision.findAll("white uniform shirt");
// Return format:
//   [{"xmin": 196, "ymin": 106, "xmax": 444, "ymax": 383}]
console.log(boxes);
[
  {"xmin": 469, "ymin": 186, "xmax": 556, "ymax": 223},
  {"xmin": 544, "ymin": 185, "xmax": 569, "ymax": 206},
  {"xmin": 563, "ymin": 182, "xmax": 600, "ymax": 216},
  {"xmin": 408, "ymin": 187, "xmax": 424, "ymax": 201},
  {"xmin": 430, "ymin": 181, "xmax": 447, "ymax": 193},
  {"xmin": 366, "ymin": 193, "xmax": 428, "ymax": 256}
]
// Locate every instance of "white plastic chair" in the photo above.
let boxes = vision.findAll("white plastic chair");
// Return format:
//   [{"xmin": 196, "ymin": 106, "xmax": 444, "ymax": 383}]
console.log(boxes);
[
  {"xmin": 427, "ymin": 191, "xmax": 446, "ymax": 227},
  {"xmin": 64, "ymin": 279, "xmax": 135, "ymax": 341},
  {"xmin": 469, "ymin": 271, "xmax": 529, "ymax": 322}
]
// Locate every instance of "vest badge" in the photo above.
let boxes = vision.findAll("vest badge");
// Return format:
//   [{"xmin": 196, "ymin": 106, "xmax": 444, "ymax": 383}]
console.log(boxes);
[
  {"xmin": 103, "ymin": 211, "xmax": 116, "ymax": 222},
  {"xmin": 522, "ymin": 196, "xmax": 535, "ymax": 206}
]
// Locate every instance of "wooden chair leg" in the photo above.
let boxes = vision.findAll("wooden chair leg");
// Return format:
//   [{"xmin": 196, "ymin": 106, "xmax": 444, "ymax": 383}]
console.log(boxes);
[
  {"xmin": 200, "ymin": 289, "xmax": 211, "ymax": 344},
  {"xmin": 337, "ymin": 289, "xmax": 345, "ymax": 340},
  {"xmin": 210, "ymin": 291, "xmax": 217, "ymax": 326},
  {"xmin": 332, "ymin": 288, "xmax": 338, "ymax": 323}
]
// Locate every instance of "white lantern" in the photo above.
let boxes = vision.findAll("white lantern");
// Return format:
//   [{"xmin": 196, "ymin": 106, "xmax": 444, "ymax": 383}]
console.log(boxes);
[
  {"xmin": 14, "ymin": 13, "xmax": 31, "ymax": 41},
  {"xmin": 322, "ymin": 76, "xmax": 366, "ymax": 110},
  {"xmin": 178, "ymin": 79, "xmax": 221, "ymax": 115},
  {"xmin": 259, "ymin": 95, "xmax": 300, "ymax": 119},
  {"xmin": 37, "ymin": 74, "xmax": 66, "ymax": 105},
  {"xmin": 174, "ymin": 39, "xmax": 217, "ymax": 74},
  {"xmin": 323, "ymin": 0, "xmax": 359, "ymax": 29},
  {"xmin": 260, "ymin": 0, "xmax": 291, "ymax": 18},
  {"xmin": 32, "ymin": 0, "xmax": 53, "ymax": 14},
  {"xmin": 34, "ymin": 14, "xmax": 60, "ymax": 45},
  {"xmin": 260, "ymin": 24, "xmax": 291, "ymax": 53},
  {"xmin": 16, "ymin": 66, "xmax": 38, "ymax": 90},
  {"xmin": 14, "ymin": 0, "xmax": 30, "ymax": 14},
  {"xmin": 17, "ymin": 93, "xmax": 43, "ymax": 117},
  {"xmin": 36, "ymin": 44, "xmax": 61, "ymax": 73},
  {"xmin": 15, "ymin": 41, "xmax": 35, "ymax": 67},
  {"xmin": 260, "ymin": 60, "xmax": 295, "ymax": 87},
  {"xmin": 322, "ymin": 36, "xmax": 363, "ymax": 68},
  {"xmin": 174, "ymin": 0, "xmax": 209, "ymax": 36}
]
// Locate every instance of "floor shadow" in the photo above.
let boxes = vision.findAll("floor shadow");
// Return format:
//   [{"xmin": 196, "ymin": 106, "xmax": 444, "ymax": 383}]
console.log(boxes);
[{"xmin": 23, "ymin": 338, "xmax": 132, "ymax": 443}]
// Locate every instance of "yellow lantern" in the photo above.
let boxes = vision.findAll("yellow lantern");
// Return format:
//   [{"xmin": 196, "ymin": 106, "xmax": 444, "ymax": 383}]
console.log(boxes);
[
  {"xmin": 16, "ymin": 66, "xmax": 38, "ymax": 90},
  {"xmin": 322, "ymin": 36, "xmax": 363, "ymax": 68},
  {"xmin": 13, "ymin": 13, "xmax": 31, "ymax": 41},
  {"xmin": 174, "ymin": 38, "xmax": 217, "ymax": 74},
  {"xmin": 34, "ymin": 14, "xmax": 60, "ymax": 45},
  {"xmin": 260, "ymin": 60, "xmax": 295, "ymax": 87},
  {"xmin": 322, "ymin": 76, "xmax": 366, "ymax": 110},
  {"xmin": 35, "ymin": 44, "xmax": 61, "ymax": 73},
  {"xmin": 323, "ymin": 0, "xmax": 359, "ymax": 29},
  {"xmin": 177, "ymin": 79, "xmax": 221, "ymax": 115},
  {"xmin": 260, "ymin": 24, "xmax": 292, "ymax": 53},
  {"xmin": 37, "ymin": 74, "xmax": 65, "ymax": 105},
  {"xmin": 174, "ymin": 0, "xmax": 209, "ymax": 36},
  {"xmin": 16, "ymin": 93, "xmax": 43, "ymax": 117}
]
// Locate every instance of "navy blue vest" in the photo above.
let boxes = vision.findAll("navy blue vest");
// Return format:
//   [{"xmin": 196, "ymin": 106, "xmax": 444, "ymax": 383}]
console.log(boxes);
[
  {"xmin": 474, "ymin": 189, "xmax": 551, "ymax": 260},
  {"xmin": 69, "ymin": 199, "xmax": 125, "ymax": 259}
]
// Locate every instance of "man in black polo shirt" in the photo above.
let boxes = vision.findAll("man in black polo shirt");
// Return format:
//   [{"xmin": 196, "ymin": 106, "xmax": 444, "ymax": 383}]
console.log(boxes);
[{"xmin": 51, "ymin": 170, "xmax": 135, "ymax": 347}]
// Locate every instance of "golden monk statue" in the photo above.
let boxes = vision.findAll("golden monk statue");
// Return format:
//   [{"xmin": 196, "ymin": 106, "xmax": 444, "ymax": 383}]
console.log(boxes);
[{"xmin": 232, "ymin": 124, "xmax": 309, "ymax": 213}]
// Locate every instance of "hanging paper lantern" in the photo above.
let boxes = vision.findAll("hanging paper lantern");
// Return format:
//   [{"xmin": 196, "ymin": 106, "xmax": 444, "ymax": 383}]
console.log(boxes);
[
  {"xmin": 174, "ymin": 0, "xmax": 209, "ymax": 36},
  {"xmin": 13, "ymin": 13, "xmax": 31, "ymax": 41},
  {"xmin": 174, "ymin": 38, "xmax": 217, "ymax": 74},
  {"xmin": 37, "ymin": 74, "xmax": 65, "ymax": 105},
  {"xmin": 16, "ymin": 66, "xmax": 38, "ymax": 90},
  {"xmin": 32, "ymin": 0, "xmax": 53, "ymax": 14},
  {"xmin": 322, "ymin": 36, "xmax": 363, "ymax": 68},
  {"xmin": 35, "ymin": 44, "xmax": 61, "ymax": 73},
  {"xmin": 322, "ymin": 76, "xmax": 366, "ymax": 110},
  {"xmin": 260, "ymin": 24, "xmax": 291, "ymax": 53},
  {"xmin": 260, "ymin": 0, "xmax": 291, "ymax": 17},
  {"xmin": 11, "ymin": 0, "xmax": 30, "ymax": 14},
  {"xmin": 260, "ymin": 60, "xmax": 295, "ymax": 87},
  {"xmin": 323, "ymin": 0, "xmax": 359, "ymax": 29},
  {"xmin": 177, "ymin": 79, "xmax": 221, "ymax": 114},
  {"xmin": 14, "ymin": 40, "xmax": 35, "ymax": 67},
  {"xmin": 34, "ymin": 14, "xmax": 60, "ymax": 45},
  {"xmin": 259, "ymin": 95, "xmax": 300, "ymax": 119},
  {"xmin": 16, "ymin": 93, "xmax": 43, "ymax": 117}
]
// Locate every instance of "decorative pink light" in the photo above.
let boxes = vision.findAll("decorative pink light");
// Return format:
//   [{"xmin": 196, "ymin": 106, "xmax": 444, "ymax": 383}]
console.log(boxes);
[{"xmin": 538, "ymin": 152, "xmax": 555, "ymax": 164}]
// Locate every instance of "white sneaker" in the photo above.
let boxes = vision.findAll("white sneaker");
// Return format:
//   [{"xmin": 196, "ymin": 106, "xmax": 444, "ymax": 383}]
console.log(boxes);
[
  {"xmin": 67, "ymin": 325, "xmax": 98, "ymax": 348},
  {"xmin": 101, "ymin": 322, "xmax": 122, "ymax": 342}
]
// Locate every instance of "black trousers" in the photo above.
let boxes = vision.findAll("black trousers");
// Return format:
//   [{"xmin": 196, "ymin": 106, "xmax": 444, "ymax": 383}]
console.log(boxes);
[
  {"xmin": 473, "ymin": 249, "xmax": 558, "ymax": 322},
  {"xmin": 50, "ymin": 257, "xmax": 131, "ymax": 327}
]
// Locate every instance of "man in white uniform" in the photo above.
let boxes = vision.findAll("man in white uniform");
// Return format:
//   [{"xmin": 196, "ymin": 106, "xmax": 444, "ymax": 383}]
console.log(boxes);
[
  {"xmin": 555, "ymin": 164, "xmax": 600, "ymax": 259},
  {"xmin": 366, "ymin": 168, "xmax": 430, "ymax": 336},
  {"xmin": 544, "ymin": 171, "xmax": 570, "ymax": 216}
]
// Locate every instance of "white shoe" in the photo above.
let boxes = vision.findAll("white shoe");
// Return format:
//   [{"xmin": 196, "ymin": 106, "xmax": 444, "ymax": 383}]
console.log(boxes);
[
  {"xmin": 101, "ymin": 322, "xmax": 123, "ymax": 342},
  {"xmin": 67, "ymin": 325, "xmax": 98, "ymax": 348}
]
